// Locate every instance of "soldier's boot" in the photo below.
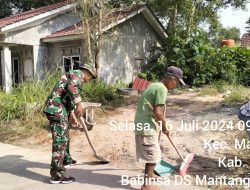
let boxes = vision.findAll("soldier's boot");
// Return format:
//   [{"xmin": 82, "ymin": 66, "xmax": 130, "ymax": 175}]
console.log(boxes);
[{"xmin": 50, "ymin": 176, "xmax": 75, "ymax": 184}]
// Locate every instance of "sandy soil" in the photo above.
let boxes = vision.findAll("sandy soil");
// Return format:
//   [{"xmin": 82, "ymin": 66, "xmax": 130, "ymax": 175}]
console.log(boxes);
[{"xmin": 1, "ymin": 91, "xmax": 249, "ymax": 190}]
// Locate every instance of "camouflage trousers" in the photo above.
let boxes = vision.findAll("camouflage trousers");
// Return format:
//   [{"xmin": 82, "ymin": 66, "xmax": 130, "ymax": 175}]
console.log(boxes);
[{"xmin": 46, "ymin": 114, "xmax": 73, "ymax": 178}]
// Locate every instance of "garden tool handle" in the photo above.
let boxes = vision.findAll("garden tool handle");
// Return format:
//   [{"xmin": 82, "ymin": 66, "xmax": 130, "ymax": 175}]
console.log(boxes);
[
  {"xmin": 79, "ymin": 117, "xmax": 98, "ymax": 156},
  {"xmin": 147, "ymin": 103, "xmax": 185, "ymax": 162},
  {"xmin": 158, "ymin": 105, "xmax": 166, "ymax": 141},
  {"xmin": 166, "ymin": 135, "xmax": 185, "ymax": 162}
]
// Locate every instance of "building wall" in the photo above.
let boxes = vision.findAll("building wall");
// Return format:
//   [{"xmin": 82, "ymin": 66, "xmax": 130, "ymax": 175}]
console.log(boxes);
[
  {"xmin": 0, "ymin": 11, "xmax": 80, "ymax": 89},
  {"xmin": 4, "ymin": 11, "xmax": 80, "ymax": 46},
  {"xmin": 99, "ymin": 13, "xmax": 162, "ymax": 84},
  {"xmin": 11, "ymin": 45, "xmax": 33, "ymax": 82},
  {"xmin": 46, "ymin": 40, "xmax": 84, "ymax": 73},
  {"xmin": 47, "ymin": 13, "xmax": 163, "ymax": 84}
]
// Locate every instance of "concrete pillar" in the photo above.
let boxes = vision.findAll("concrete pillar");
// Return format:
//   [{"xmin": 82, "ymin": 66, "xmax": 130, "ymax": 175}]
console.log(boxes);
[
  {"xmin": 33, "ymin": 45, "xmax": 46, "ymax": 79},
  {"xmin": 33, "ymin": 45, "xmax": 40, "ymax": 79},
  {"xmin": 1, "ymin": 46, "xmax": 12, "ymax": 93}
]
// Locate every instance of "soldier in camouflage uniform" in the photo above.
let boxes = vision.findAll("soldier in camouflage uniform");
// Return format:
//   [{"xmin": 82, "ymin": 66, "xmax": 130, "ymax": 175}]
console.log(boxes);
[{"xmin": 44, "ymin": 64, "xmax": 96, "ymax": 184}]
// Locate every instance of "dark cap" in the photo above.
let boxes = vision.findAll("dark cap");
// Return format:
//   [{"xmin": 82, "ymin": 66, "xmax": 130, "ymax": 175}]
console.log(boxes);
[{"xmin": 166, "ymin": 66, "xmax": 185, "ymax": 85}]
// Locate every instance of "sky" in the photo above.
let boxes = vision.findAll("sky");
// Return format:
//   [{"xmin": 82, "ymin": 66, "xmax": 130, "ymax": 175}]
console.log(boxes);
[{"xmin": 219, "ymin": 3, "xmax": 250, "ymax": 37}]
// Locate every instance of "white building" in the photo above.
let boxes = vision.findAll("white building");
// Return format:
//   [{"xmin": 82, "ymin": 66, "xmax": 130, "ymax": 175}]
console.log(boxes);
[{"xmin": 0, "ymin": 1, "xmax": 167, "ymax": 92}]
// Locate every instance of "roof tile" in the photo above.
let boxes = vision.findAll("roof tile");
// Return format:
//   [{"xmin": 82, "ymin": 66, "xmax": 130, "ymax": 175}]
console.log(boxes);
[
  {"xmin": 0, "ymin": 0, "xmax": 73, "ymax": 28},
  {"xmin": 241, "ymin": 33, "xmax": 250, "ymax": 47}
]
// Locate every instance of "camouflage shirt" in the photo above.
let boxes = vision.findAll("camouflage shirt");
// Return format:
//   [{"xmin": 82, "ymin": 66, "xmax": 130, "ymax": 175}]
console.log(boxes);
[{"xmin": 44, "ymin": 70, "xmax": 84, "ymax": 117}]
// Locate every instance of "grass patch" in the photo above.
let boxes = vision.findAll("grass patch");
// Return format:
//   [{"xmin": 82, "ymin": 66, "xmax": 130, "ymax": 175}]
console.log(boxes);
[
  {"xmin": 199, "ymin": 81, "xmax": 232, "ymax": 95},
  {"xmin": 0, "ymin": 72, "xmax": 125, "ymax": 125},
  {"xmin": 0, "ymin": 72, "xmax": 60, "ymax": 123},
  {"xmin": 224, "ymin": 86, "xmax": 250, "ymax": 104},
  {"xmin": 81, "ymin": 80, "xmax": 125, "ymax": 107},
  {"xmin": 199, "ymin": 81, "xmax": 249, "ymax": 103}
]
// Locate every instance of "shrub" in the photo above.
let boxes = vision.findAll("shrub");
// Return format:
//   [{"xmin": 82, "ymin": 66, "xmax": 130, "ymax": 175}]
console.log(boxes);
[
  {"xmin": 233, "ymin": 47, "xmax": 250, "ymax": 86},
  {"xmin": 81, "ymin": 80, "xmax": 124, "ymax": 106},
  {"xmin": 140, "ymin": 33, "xmax": 250, "ymax": 86},
  {"xmin": 138, "ymin": 55, "xmax": 167, "ymax": 81}
]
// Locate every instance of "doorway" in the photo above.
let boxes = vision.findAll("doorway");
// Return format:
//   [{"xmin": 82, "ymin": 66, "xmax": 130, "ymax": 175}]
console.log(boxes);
[{"xmin": 12, "ymin": 58, "xmax": 19, "ymax": 85}]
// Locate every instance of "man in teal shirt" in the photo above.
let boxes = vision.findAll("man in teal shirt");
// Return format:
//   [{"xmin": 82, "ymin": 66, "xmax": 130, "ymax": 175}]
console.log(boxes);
[{"xmin": 134, "ymin": 66, "xmax": 185, "ymax": 190}]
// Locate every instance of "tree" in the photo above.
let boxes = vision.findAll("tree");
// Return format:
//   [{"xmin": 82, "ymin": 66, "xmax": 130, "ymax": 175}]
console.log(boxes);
[
  {"xmin": 0, "ymin": 1, "xmax": 13, "ymax": 19},
  {"xmin": 107, "ymin": 0, "xmax": 248, "ymax": 40},
  {"xmin": 246, "ymin": 17, "xmax": 250, "ymax": 33},
  {"xmin": 0, "ymin": 0, "xmax": 64, "ymax": 19},
  {"xmin": 149, "ymin": 0, "xmax": 248, "ymax": 39},
  {"xmin": 219, "ymin": 27, "xmax": 241, "ymax": 41},
  {"xmin": 12, "ymin": 0, "xmax": 64, "ymax": 12},
  {"xmin": 75, "ymin": 0, "xmax": 107, "ymax": 79},
  {"xmin": 205, "ymin": 25, "xmax": 241, "ymax": 46}
]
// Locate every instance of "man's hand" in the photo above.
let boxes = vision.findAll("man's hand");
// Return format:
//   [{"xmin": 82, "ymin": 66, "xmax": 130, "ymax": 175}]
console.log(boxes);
[
  {"xmin": 75, "ymin": 102, "xmax": 83, "ymax": 117},
  {"xmin": 162, "ymin": 129, "xmax": 170, "ymax": 136}
]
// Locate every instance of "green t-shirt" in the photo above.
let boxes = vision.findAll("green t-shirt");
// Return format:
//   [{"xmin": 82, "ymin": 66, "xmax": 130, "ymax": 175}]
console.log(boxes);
[{"xmin": 134, "ymin": 82, "xmax": 168, "ymax": 136}]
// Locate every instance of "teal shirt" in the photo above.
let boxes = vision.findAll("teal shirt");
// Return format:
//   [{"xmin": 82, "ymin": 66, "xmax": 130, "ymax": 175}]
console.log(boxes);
[{"xmin": 134, "ymin": 82, "xmax": 168, "ymax": 136}]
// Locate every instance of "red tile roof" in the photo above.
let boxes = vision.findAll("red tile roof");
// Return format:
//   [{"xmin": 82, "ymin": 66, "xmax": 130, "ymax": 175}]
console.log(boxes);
[
  {"xmin": 45, "ymin": 22, "xmax": 82, "ymax": 38},
  {"xmin": 241, "ymin": 33, "xmax": 250, "ymax": 46},
  {"xmin": 0, "ymin": 0, "xmax": 73, "ymax": 28},
  {"xmin": 44, "ymin": 4, "xmax": 146, "ymax": 39}
]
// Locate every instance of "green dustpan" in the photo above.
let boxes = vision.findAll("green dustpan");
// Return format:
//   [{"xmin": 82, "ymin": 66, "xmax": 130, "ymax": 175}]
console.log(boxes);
[{"xmin": 154, "ymin": 160, "xmax": 177, "ymax": 177}]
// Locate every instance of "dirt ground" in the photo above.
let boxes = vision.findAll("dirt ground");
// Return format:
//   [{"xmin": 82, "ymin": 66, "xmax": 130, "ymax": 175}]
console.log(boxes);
[{"xmin": 1, "ymin": 91, "xmax": 249, "ymax": 190}]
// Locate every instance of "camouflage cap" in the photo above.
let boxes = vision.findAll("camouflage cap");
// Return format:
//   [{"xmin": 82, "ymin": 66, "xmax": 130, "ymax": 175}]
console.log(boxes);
[{"xmin": 79, "ymin": 63, "xmax": 96, "ymax": 78}]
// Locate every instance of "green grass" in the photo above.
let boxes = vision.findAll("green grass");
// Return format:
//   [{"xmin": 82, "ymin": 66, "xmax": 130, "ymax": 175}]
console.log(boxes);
[
  {"xmin": 0, "ymin": 72, "xmax": 125, "ymax": 124},
  {"xmin": 199, "ymin": 81, "xmax": 250, "ymax": 103},
  {"xmin": 81, "ymin": 80, "xmax": 125, "ymax": 106},
  {"xmin": 199, "ymin": 81, "xmax": 230, "ymax": 95},
  {"xmin": 223, "ymin": 86, "xmax": 250, "ymax": 104},
  {"xmin": 0, "ymin": 72, "xmax": 60, "ymax": 123}
]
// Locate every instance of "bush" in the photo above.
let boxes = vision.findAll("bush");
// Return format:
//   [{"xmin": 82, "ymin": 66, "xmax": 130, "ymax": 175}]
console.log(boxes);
[
  {"xmin": 138, "ymin": 55, "xmax": 168, "ymax": 81},
  {"xmin": 81, "ymin": 80, "xmax": 124, "ymax": 106},
  {"xmin": 140, "ymin": 33, "xmax": 250, "ymax": 86},
  {"xmin": 233, "ymin": 47, "xmax": 250, "ymax": 86}
]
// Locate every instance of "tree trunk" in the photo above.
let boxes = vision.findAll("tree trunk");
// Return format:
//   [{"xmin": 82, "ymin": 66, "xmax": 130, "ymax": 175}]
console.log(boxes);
[
  {"xmin": 172, "ymin": 2, "xmax": 177, "ymax": 37},
  {"xmin": 84, "ymin": 16, "xmax": 93, "ymax": 65},
  {"xmin": 95, "ymin": 2, "xmax": 102, "ymax": 79},
  {"xmin": 186, "ymin": 0, "xmax": 196, "ymax": 38},
  {"xmin": 76, "ymin": 0, "xmax": 106, "ymax": 78},
  {"xmin": 166, "ymin": 1, "xmax": 178, "ymax": 38}
]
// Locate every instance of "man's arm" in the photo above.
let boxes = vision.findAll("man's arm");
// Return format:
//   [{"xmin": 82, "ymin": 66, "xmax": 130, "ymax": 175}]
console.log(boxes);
[
  {"xmin": 154, "ymin": 105, "xmax": 169, "ymax": 136},
  {"xmin": 67, "ymin": 72, "xmax": 83, "ymax": 116}
]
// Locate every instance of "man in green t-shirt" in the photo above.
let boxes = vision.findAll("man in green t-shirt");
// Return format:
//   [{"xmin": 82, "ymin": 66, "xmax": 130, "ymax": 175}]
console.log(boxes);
[{"xmin": 134, "ymin": 66, "xmax": 185, "ymax": 190}]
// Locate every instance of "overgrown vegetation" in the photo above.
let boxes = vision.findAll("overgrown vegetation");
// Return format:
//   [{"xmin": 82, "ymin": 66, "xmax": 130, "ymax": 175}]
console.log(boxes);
[
  {"xmin": 139, "ymin": 33, "xmax": 250, "ymax": 86},
  {"xmin": 81, "ymin": 80, "xmax": 124, "ymax": 107},
  {"xmin": 0, "ymin": 72, "xmax": 60, "ymax": 123},
  {"xmin": 0, "ymin": 72, "xmax": 124, "ymax": 124}
]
